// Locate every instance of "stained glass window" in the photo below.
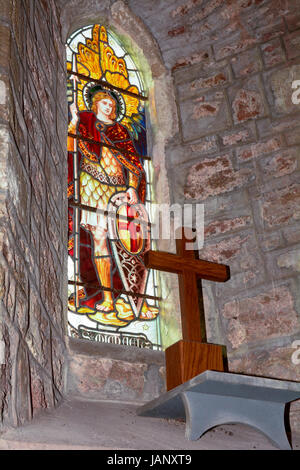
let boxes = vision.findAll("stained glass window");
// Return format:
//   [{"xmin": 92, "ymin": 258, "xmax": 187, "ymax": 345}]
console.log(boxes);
[{"xmin": 66, "ymin": 24, "xmax": 161, "ymax": 349}]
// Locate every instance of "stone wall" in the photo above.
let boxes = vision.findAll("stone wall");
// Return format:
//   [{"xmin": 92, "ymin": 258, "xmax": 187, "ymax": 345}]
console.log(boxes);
[
  {"xmin": 0, "ymin": 0, "xmax": 67, "ymax": 428},
  {"xmin": 1, "ymin": 0, "xmax": 299, "ymax": 434},
  {"xmin": 57, "ymin": 0, "xmax": 300, "ymax": 430},
  {"xmin": 120, "ymin": 0, "xmax": 300, "ymax": 430},
  {"xmin": 66, "ymin": 337, "xmax": 165, "ymax": 403}
]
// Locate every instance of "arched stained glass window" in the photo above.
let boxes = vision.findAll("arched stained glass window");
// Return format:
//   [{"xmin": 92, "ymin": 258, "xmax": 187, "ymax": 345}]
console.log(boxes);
[{"xmin": 66, "ymin": 24, "xmax": 161, "ymax": 349}]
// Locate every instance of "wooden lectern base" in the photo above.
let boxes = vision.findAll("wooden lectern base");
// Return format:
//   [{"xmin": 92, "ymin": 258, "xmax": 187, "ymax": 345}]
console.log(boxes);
[{"xmin": 165, "ymin": 340, "xmax": 226, "ymax": 391}]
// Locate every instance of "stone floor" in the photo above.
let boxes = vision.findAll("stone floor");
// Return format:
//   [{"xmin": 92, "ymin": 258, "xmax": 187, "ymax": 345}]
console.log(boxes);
[{"xmin": 0, "ymin": 397, "xmax": 299, "ymax": 450}]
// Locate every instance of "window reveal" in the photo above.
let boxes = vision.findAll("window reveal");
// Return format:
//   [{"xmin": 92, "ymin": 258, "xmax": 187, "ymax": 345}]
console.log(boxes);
[{"xmin": 66, "ymin": 25, "xmax": 161, "ymax": 349}]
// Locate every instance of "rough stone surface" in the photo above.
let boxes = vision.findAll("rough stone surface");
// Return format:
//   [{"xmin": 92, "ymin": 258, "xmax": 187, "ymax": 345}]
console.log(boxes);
[
  {"xmin": 260, "ymin": 148, "xmax": 300, "ymax": 179},
  {"xmin": 259, "ymin": 183, "xmax": 300, "ymax": 228},
  {"xmin": 184, "ymin": 155, "xmax": 253, "ymax": 200},
  {"xmin": 0, "ymin": 0, "xmax": 299, "ymax": 439},
  {"xmin": 204, "ymin": 216, "xmax": 252, "ymax": 239},
  {"xmin": 222, "ymin": 285, "xmax": 298, "ymax": 350},
  {"xmin": 236, "ymin": 136, "xmax": 284, "ymax": 161},
  {"xmin": 230, "ymin": 79, "xmax": 267, "ymax": 124},
  {"xmin": 1, "ymin": 397, "xmax": 298, "ymax": 450},
  {"xmin": 180, "ymin": 90, "xmax": 231, "ymax": 141},
  {"xmin": 0, "ymin": 0, "xmax": 67, "ymax": 431},
  {"xmin": 67, "ymin": 338, "xmax": 165, "ymax": 403},
  {"xmin": 261, "ymin": 39, "xmax": 286, "ymax": 68}
]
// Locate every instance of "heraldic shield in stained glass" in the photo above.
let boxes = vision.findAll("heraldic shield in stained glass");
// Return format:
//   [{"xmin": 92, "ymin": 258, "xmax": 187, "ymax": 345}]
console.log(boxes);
[{"xmin": 66, "ymin": 25, "xmax": 161, "ymax": 349}]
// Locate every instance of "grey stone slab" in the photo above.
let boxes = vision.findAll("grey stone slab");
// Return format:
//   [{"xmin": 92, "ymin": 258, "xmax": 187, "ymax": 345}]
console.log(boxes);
[{"xmin": 138, "ymin": 370, "xmax": 300, "ymax": 449}]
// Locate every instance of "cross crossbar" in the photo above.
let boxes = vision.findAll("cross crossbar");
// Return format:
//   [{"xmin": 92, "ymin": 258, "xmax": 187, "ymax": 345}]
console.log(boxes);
[{"xmin": 144, "ymin": 251, "xmax": 230, "ymax": 283}]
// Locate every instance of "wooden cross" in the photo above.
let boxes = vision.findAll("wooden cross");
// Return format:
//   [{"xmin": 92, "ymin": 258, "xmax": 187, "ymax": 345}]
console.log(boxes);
[{"xmin": 144, "ymin": 227, "xmax": 230, "ymax": 391}]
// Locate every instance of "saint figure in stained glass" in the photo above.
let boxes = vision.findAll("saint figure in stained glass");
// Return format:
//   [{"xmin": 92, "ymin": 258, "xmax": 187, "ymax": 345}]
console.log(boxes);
[{"xmin": 67, "ymin": 25, "xmax": 160, "ymax": 345}]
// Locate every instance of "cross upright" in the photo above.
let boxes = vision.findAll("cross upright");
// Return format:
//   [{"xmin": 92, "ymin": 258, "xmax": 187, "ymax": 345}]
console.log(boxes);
[{"xmin": 144, "ymin": 227, "xmax": 230, "ymax": 391}]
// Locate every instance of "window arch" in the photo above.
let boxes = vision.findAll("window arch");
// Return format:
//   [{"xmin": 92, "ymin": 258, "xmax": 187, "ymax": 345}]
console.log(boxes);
[{"xmin": 66, "ymin": 24, "xmax": 161, "ymax": 349}]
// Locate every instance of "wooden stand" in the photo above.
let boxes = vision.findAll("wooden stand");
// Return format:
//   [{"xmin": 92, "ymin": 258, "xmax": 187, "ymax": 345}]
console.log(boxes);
[
  {"xmin": 165, "ymin": 340, "xmax": 225, "ymax": 390},
  {"xmin": 144, "ymin": 227, "xmax": 230, "ymax": 391}
]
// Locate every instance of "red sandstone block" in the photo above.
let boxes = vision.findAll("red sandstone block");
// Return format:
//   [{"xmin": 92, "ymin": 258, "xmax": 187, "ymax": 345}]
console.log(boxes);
[
  {"xmin": 285, "ymin": 13, "xmax": 300, "ymax": 32},
  {"xmin": 172, "ymin": 0, "xmax": 223, "ymax": 22},
  {"xmin": 214, "ymin": 37, "xmax": 257, "ymax": 61},
  {"xmin": 228, "ymin": 76, "xmax": 266, "ymax": 124},
  {"xmin": 171, "ymin": 0, "xmax": 203, "ymax": 18},
  {"xmin": 193, "ymin": 101, "xmax": 220, "ymax": 118},
  {"xmin": 189, "ymin": 135, "xmax": 219, "ymax": 154},
  {"xmin": 204, "ymin": 216, "xmax": 252, "ymax": 239},
  {"xmin": 171, "ymin": 49, "xmax": 211, "ymax": 72},
  {"xmin": 190, "ymin": 71, "xmax": 228, "ymax": 92},
  {"xmin": 229, "ymin": 344, "xmax": 300, "ymax": 381},
  {"xmin": 283, "ymin": 226, "xmax": 300, "ymax": 245},
  {"xmin": 284, "ymin": 30, "xmax": 300, "ymax": 59},
  {"xmin": 180, "ymin": 90, "xmax": 231, "ymax": 140},
  {"xmin": 168, "ymin": 26, "xmax": 186, "ymax": 37},
  {"xmin": 223, "ymin": 130, "xmax": 249, "ymax": 146},
  {"xmin": 231, "ymin": 48, "xmax": 262, "ymax": 78},
  {"xmin": 261, "ymin": 183, "xmax": 300, "ymax": 227},
  {"xmin": 200, "ymin": 232, "xmax": 263, "ymax": 282},
  {"xmin": 222, "ymin": 285, "xmax": 298, "ymax": 349},
  {"xmin": 177, "ymin": 64, "xmax": 231, "ymax": 100},
  {"xmin": 261, "ymin": 39, "xmax": 286, "ymax": 68},
  {"xmin": 236, "ymin": 136, "xmax": 284, "ymax": 161},
  {"xmin": 257, "ymin": 116, "xmax": 300, "ymax": 139},
  {"xmin": 285, "ymin": 127, "xmax": 300, "ymax": 146},
  {"xmin": 220, "ymin": 0, "xmax": 264, "ymax": 21},
  {"xmin": 68, "ymin": 355, "xmax": 149, "ymax": 401},
  {"xmin": 255, "ymin": 18, "xmax": 286, "ymax": 43},
  {"xmin": 200, "ymin": 234, "xmax": 252, "ymax": 265},
  {"xmin": 276, "ymin": 248, "xmax": 300, "ymax": 274},
  {"xmin": 221, "ymin": 123, "xmax": 255, "ymax": 147},
  {"xmin": 258, "ymin": 231, "xmax": 284, "ymax": 252},
  {"xmin": 233, "ymin": 88, "xmax": 265, "ymax": 123},
  {"xmin": 261, "ymin": 149, "xmax": 298, "ymax": 179},
  {"xmin": 184, "ymin": 154, "xmax": 252, "ymax": 200}
]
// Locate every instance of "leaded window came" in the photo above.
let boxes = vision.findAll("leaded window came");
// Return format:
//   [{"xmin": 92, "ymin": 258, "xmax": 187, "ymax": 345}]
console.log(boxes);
[{"xmin": 66, "ymin": 25, "xmax": 161, "ymax": 349}]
